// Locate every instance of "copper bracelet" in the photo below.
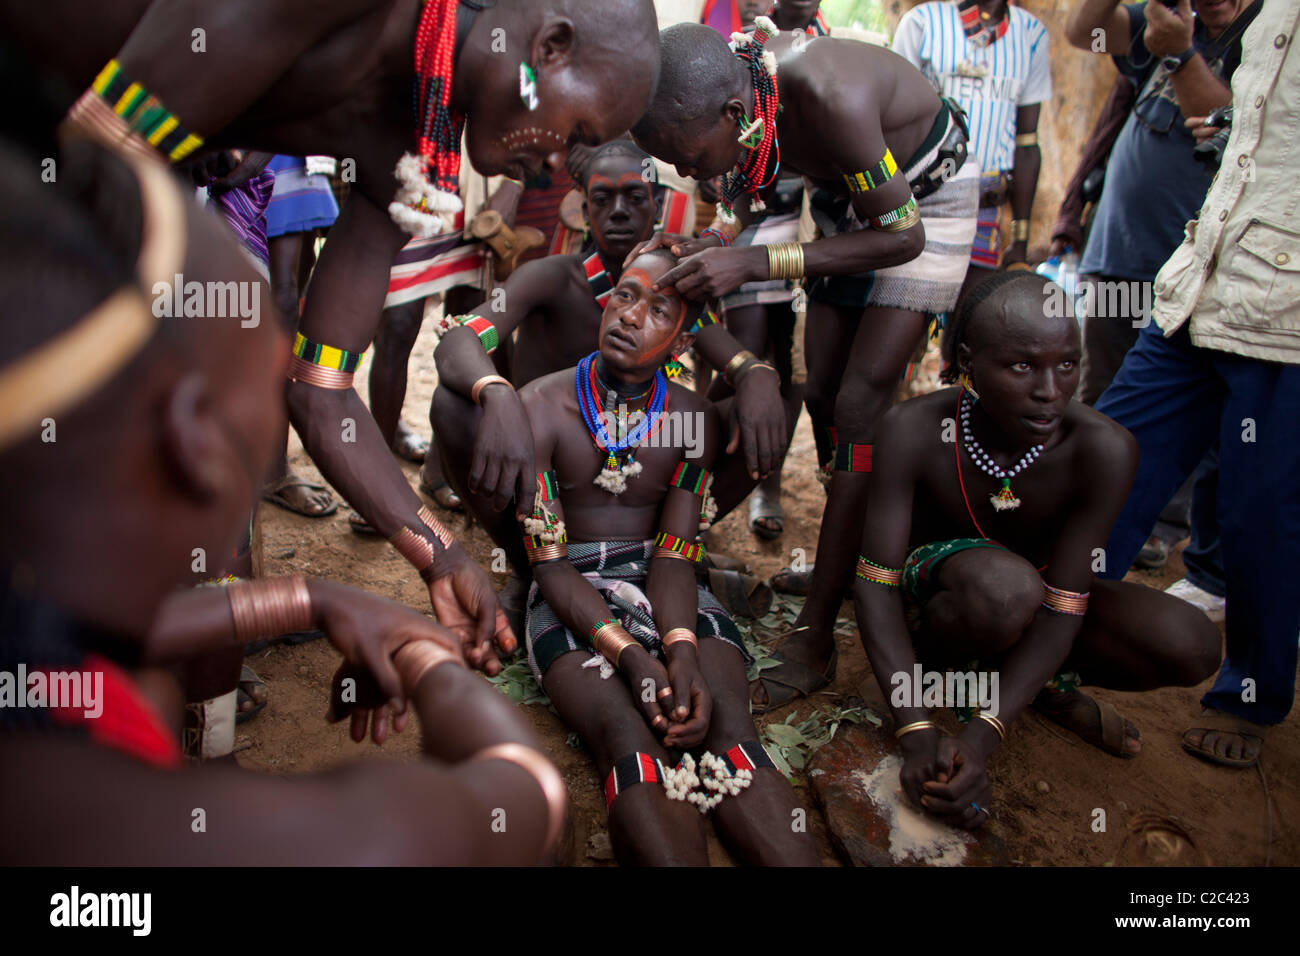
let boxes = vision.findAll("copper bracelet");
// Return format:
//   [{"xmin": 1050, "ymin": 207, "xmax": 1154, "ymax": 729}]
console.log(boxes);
[
  {"xmin": 526, "ymin": 542, "xmax": 568, "ymax": 564},
  {"xmin": 393, "ymin": 639, "xmax": 463, "ymax": 694},
  {"xmin": 390, "ymin": 526, "xmax": 435, "ymax": 574},
  {"xmin": 417, "ymin": 505, "xmax": 457, "ymax": 550},
  {"xmin": 471, "ymin": 374, "xmax": 513, "ymax": 405},
  {"xmin": 652, "ymin": 547, "xmax": 696, "ymax": 564},
  {"xmin": 592, "ymin": 622, "xmax": 638, "ymax": 667},
  {"xmin": 227, "ymin": 575, "xmax": 313, "ymax": 642},
  {"xmin": 661, "ymin": 628, "xmax": 698, "ymax": 651},
  {"xmin": 288, "ymin": 355, "xmax": 355, "ymax": 390},
  {"xmin": 723, "ymin": 349, "xmax": 758, "ymax": 386},
  {"xmin": 63, "ymin": 90, "xmax": 163, "ymax": 165},
  {"xmin": 470, "ymin": 743, "xmax": 568, "ymax": 853}
]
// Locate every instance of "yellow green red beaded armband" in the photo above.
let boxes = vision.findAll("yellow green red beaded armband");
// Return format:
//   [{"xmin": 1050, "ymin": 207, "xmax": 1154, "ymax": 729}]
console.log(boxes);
[
  {"xmin": 843, "ymin": 149, "xmax": 899, "ymax": 193},
  {"xmin": 92, "ymin": 59, "xmax": 204, "ymax": 162},
  {"xmin": 293, "ymin": 332, "xmax": 364, "ymax": 373}
]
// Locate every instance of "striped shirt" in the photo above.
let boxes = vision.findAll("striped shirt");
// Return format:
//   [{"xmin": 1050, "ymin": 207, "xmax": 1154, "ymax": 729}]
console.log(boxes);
[{"xmin": 892, "ymin": 2, "xmax": 1052, "ymax": 175}]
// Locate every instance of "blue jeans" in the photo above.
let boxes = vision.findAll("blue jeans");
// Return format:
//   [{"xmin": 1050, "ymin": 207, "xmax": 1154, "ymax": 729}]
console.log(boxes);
[{"xmin": 1097, "ymin": 323, "xmax": 1300, "ymax": 725}]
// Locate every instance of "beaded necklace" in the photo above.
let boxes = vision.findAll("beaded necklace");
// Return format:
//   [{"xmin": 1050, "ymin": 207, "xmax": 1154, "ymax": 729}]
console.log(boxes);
[
  {"xmin": 721, "ymin": 16, "xmax": 782, "ymax": 215},
  {"xmin": 389, "ymin": 0, "xmax": 467, "ymax": 237},
  {"xmin": 958, "ymin": 0, "xmax": 1010, "ymax": 48},
  {"xmin": 576, "ymin": 352, "xmax": 668, "ymax": 495},
  {"xmin": 959, "ymin": 390, "xmax": 1043, "ymax": 512}
]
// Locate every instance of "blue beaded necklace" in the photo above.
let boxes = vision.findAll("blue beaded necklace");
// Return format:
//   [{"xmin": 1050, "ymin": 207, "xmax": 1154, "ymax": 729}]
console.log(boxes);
[{"xmin": 575, "ymin": 352, "xmax": 668, "ymax": 495}]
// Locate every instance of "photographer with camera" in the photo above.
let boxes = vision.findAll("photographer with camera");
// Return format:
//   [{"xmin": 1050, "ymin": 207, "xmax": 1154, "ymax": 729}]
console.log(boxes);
[
  {"xmin": 1065, "ymin": 0, "xmax": 1259, "ymax": 605},
  {"xmin": 1066, "ymin": 0, "xmax": 1261, "ymax": 401},
  {"xmin": 1092, "ymin": 0, "xmax": 1300, "ymax": 770}
]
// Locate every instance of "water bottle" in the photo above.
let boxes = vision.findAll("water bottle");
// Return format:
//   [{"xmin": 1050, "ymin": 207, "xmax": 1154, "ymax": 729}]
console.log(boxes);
[{"xmin": 1037, "ymin": 247, "xmax": 1082, "ymax": 322}]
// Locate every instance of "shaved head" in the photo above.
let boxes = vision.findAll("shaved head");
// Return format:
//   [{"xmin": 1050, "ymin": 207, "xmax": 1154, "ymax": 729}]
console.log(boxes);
[
  {"xmin": 632, "ymin": 23, "xmax": 741, "ymax": 140},
  {"xmin": 941, "ymin": 272, "xmax": 1076, "ymax": 382}
]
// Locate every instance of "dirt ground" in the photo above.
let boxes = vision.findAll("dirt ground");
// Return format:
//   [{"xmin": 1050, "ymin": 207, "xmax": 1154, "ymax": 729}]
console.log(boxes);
[{"xmin": 241, "ymin": 317, "xmax": 1297, "ymax": 867}]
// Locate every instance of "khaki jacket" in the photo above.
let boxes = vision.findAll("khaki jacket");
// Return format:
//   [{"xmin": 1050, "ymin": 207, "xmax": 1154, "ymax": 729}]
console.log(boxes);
[{"xmin": 1152, "ymin": 0, "xmax": 1300, "ymax": 364}]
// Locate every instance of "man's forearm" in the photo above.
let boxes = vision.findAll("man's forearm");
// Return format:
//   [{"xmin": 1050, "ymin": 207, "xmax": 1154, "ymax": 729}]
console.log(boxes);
[
  {"xmin": 1169, "ymin": 55, "xmax": 1233, "ymax": 120},
  {"xmin": 1067, "ymin": 0, "xmax": 1123, "ymax": 50},
  {"xmin": 646, "ymin": 560, "xmax": 698, "ymax": 636},
  {"xmin": 1010, "ymin": 146, "xmax": 1041, "ymax": 226},
  {"xmin": 977, "ymin": 613, "xmax": 1079, "ymax": 731},
  {"xmin": 855, "ymin": 586, "xmax": 931, "ymax": 725},
  {"xmin": 532, "ymin": 560, "xmax": 621, "ymax": 647},
  {"xmin": 287, "ymin": 382, "xmax": 431, "ymax": 541},
  {"xmin": 434, "ymin": 326, "xmax": 502, "ymax": 395},
  {"xmin": 799, "ymin": 226, "xmax": 925, "ymax": 279},
  {"xmin": 410, "ymin": 659, "xmax": 541, "ymax": 762}
]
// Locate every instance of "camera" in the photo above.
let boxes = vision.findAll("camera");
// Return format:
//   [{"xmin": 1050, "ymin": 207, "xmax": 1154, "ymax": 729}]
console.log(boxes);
[{"xmin": 1193, "ymin": 105, "xmax": 1234, "ymax": 172}]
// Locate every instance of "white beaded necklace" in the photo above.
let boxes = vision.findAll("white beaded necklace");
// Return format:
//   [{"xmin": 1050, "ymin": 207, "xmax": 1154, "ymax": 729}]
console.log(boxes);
[{"xmin": 959, "ymin": 390, "xmax": 1043, "ymax": 512}]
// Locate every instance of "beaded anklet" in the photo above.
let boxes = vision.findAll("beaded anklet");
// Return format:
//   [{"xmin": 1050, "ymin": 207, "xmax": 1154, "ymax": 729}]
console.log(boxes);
[
  {"xmin": 605, "ymin": 752, "xmax": 667, "ymax": 808},
  {"xmin": 856, "ymin": 556, "xmax": 902, "ymax": 587},
  {"xmin": 1042, "ymin": 583, "xmax": 1089, "ymax": 616},
  {"xmin": 288, "ymin": 333, "xmax": 364, "ymax": 390},
  {"xmin": 833, "ymin": 441, "xmax": 873, "ymax": 473}
]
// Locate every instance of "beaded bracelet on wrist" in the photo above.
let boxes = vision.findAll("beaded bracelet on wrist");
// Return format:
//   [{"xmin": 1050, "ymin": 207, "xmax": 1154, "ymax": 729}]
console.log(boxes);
[
  {"xmin": 654, "ymin": 532, "xmax": 706, "ymax": 564},
  {"xmin": 700, "ymin": 227, "xmax": 731, "ymax": 247},
  {"xmin": 833, "ymin": 442, "xmax": 873, "ymax": 473}
]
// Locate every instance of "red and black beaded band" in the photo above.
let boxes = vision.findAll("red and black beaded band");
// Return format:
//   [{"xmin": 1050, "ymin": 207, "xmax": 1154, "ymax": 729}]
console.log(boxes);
[
  {"xmin": 605, "ymin": 751, "xmax": 667, "ymax": 808},
  {"xmin": 833, "ymin": 442, "xmax": 873, "ymax": 473},
  {"xmin": 670, "ymin": 461, "xmax": 712, "ymax": 496},
  {"xmin": 719, "ymin": 740, "xmax": 777, "ymax": 775}
]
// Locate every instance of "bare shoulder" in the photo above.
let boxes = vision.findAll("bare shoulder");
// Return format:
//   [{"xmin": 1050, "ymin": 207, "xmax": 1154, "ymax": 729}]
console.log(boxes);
[
  {"xmin": 878, "ymin": 388, "xmax": 958, "ymax": 451},
  {"xmin": 1066, "ymin": 401, "xmax": 1138, "ymax": 466},
  {"xmin": 519, "ymin": 367, "xmax": 576, "ymax": 406},
  {"xmin": 666, "ymin": 379, "xmax": 712, "ymax": 416}
]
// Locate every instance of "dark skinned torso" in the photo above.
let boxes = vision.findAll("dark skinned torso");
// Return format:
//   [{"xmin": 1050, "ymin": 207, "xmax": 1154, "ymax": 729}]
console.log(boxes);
[
  {"xmin": 896, "ymin": 389, "xmax": 1133, "ymax": 566},
  {"xmin": 523, "ymin": 370, "xmax": 720, "ymax": 542},
  {"xmin": 757, "ymin": 35, "xmax": 942, "ymax": 200}
]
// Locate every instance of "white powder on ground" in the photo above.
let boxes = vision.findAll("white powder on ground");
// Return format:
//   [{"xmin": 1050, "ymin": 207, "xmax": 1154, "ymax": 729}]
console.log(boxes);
[{"xmin": 853, "ymin": 755, "xmax": 973, "ymax": 866}]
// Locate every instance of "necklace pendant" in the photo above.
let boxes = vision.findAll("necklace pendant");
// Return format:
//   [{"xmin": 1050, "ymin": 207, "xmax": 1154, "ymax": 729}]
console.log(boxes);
[{"xmin": 990, "ymin": 478, "xmax": 1020, "ymax": 512}]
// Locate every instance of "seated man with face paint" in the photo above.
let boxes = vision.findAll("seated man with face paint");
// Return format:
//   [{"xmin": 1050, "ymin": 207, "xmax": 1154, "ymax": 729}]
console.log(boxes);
[
  {"xmin": 852, "ymin": 272, "xmax": 1220, "ymax": 829},
  {"xmin": 629, "ymin": 18, "xmax": 982, "ymax": 715},
  {"xmin": 431, "ymin": 141, "xmax": 796, "ymax": 603},
  {"xmin": 0, "ymin": 134, "xmax": 563, "ymax": 865},
  {"xmin": 513, "ymin": 248, "xmax": 819, "ymax": 866}
]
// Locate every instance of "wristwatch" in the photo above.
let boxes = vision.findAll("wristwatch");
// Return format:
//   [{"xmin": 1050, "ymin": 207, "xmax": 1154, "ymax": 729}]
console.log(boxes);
[{"xmin": 1161, "ymin": 46, "xmax": 1197, "ymax": 73}]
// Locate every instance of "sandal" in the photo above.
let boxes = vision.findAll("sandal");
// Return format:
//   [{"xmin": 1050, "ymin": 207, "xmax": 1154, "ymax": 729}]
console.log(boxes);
[
  {"xmin": 706, "ymin": 568, "xmax": 773, "ymax": 620},
  {"xmin": 751, "ymin": 630, "xmax": 838, "ymax": 715},
  {"xmin": 348, "ymin": 510, "xmax": 381, "ymax": 537},
  {"xmin": 236, "ymin": 664, "xmax": 268, "ymax": 724},
  {"xmin": 1032, "ymin": 688, "xmax": 1141, "ymax": 758},
  {"xmin": 1180, "ymin": 707, "xmax": 1270, "ymax": 769},
  {"xmin": 419, "ymin": 475, "xmax": 465, "ymax": 514},
  {"xmin": 262, "ymin": 474, "xmax": 338, "ymax": 518},
  {"xmin": 392, "ymin": 425, "xmax": 430, "ymax": 464},
  {"xmin": 747, "ymin": 488, "xmax": 784, "ymax": 541},
  {"xmin": 770, "ymin": 564, "xmax": 814, "ymax": 596}
]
